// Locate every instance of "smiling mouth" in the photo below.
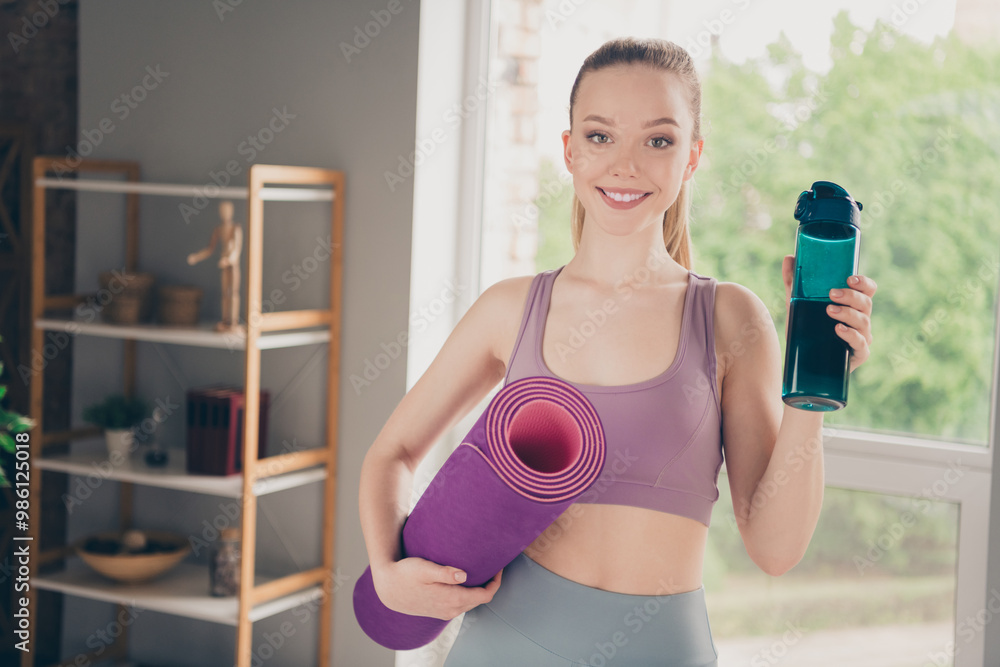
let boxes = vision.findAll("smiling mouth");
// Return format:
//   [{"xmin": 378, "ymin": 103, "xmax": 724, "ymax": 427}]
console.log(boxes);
[{"xmin": 597, "ymin": 187, "xmax": 652, "ymax": 203}]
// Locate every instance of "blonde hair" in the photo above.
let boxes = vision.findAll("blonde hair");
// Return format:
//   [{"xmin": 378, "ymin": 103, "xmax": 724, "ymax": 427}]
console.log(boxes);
[{"xmin": 567, "ymin": 37, "xmax": 702, "ymax": 269}]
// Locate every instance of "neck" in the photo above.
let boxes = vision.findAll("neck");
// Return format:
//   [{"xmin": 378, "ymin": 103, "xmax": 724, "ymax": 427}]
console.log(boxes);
[{"xmin": 565, "ymin": 219, "xmax": 686, "ymax": 290}]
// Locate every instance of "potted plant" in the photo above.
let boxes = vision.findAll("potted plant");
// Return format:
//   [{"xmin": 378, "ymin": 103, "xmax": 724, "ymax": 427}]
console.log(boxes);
[
  {"xmin": 0, "ymin": 335, "xmax": 35, "ymax": 486},
  {"xmin": 83, "ymin": 394, "xmax": 151, "ymax": 460}
]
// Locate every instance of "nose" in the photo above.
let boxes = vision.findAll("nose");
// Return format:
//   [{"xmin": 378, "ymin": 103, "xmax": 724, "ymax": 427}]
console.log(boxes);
[{"xmin": 608, "ymin": 144, "xmax": 639, "ymax": 178}]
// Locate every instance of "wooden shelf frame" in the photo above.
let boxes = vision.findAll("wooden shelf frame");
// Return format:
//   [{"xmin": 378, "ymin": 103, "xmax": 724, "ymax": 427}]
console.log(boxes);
[
  {"xmin": 34, "ymin": 443, "xmax": 328, "ymax": 498},
  {"xmin": 32, "ymin": 564, "xmax": 325, "ymax": 626},
  {"xmin": 34, "ymin": 176, "xmax": 335, "ymax": 201},
  {"xmin": 26, "ymin": 157, "xmax": 344, "ymax": 667},
  {"xmin": 34, "ymin": 316, "xmax": 331, "ymax": 350}
]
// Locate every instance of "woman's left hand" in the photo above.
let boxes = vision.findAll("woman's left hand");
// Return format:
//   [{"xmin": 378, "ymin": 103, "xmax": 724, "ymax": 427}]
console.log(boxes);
[{"xmin": 782, "ymin": 255, "xmax": 877, "ymax": 372}]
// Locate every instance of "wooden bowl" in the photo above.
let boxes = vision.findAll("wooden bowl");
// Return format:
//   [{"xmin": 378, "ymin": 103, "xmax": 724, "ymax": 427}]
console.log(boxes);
[{"xmin": 76, "ymin": 531, "xmax": 190, "ymax": 583}]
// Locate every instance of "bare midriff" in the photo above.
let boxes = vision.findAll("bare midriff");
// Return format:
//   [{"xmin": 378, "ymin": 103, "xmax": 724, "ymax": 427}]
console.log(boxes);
[{"xmin": 523, "ymin": 502, "xmax": 708, "ymax": 596}]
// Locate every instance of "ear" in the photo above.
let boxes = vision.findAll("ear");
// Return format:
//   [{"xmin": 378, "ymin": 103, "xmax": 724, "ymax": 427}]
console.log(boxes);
[
  {"xmin": 562, "ymin": 129, "xmax": 574, "ymax": 174},
  {"xmin": 683, "ymin": 138, "xmax": 704, "ymax": 182}
]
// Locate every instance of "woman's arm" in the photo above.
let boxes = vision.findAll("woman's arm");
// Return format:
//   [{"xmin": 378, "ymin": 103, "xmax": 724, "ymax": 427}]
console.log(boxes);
[
  {"xmin": 358, "ymin": 277, "xmax": 528, "ymax": 619},
  {"xmin": 718, "ymin": 258, "xmax": 876, "ymax": 576}
]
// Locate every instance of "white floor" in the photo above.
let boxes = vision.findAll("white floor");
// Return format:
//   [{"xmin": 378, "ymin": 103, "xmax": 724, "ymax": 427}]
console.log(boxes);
[{"xmin": 715, "ymin": 621, "xmax": 954, "ymax": 667}]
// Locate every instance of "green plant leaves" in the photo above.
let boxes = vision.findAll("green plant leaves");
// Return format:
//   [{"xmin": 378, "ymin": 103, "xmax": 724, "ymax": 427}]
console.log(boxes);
[{"xmin": 82, "ymin": 394, "xmax": 152, "ymax": 429}]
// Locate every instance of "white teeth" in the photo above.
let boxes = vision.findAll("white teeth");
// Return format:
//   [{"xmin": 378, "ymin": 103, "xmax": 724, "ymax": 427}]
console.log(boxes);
[{"xmin": 602, "ymin": 189, "xmax": 645, "ymax": 202}]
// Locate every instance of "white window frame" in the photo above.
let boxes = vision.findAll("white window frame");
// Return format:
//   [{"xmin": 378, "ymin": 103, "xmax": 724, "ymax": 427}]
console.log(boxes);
[
  {"xmin": 414, "ymin": 2, "xmax": 996, "ymax": 666},
  {"xmin": 825, "ymin": 431, "xmax": 993, "ymax": 666}
]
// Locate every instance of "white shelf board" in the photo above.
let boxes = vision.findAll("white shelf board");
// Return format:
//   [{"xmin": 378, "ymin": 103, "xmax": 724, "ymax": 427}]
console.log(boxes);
[
  {"xmin": 34, "ymin": 563, "xmax": 323, "ymax": 625},
  {"xmin": 35, "ymin": 446, "xmax": 327, "ymax": 498},
  {"xmin": 35, "ymin": 317, "xmax": 330, "ymax": 350},
  {"xmin": 35, "ymin": 177, "xmax": 334, "ymax": 201}
]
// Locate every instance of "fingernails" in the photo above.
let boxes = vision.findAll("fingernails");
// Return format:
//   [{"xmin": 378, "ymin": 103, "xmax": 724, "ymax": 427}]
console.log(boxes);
[
  {"xmin": 828, "ymin": 305, "xmax": 842, "ymax": 313},
  {"xmin": 830, "ymin": 289, "xmax": 843, "ymax": 298},
  {"xmin": 454, "ymin": 571, "xmax": 466, "ymax": 583},
  {"xmin": 849, "ymin": 275, "xmax": 860, "ymax": 285}
]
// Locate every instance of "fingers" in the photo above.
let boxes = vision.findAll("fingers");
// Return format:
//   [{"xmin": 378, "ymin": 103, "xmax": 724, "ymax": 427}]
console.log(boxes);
[
  {"xmin": 430, "ymin": 564, "xmax": 467, "ymax": 585},
  {"xmin": 781, "ymin": 255, "xmax": 795, "ymax": 300},
  {"xmin": 847, "ymin": 273, "xmax": 878, "ymax": 298},
  {"xmin": 828, "ymin": 275, "xmax": 875, "ymax": 341},
  {"xmin": 826, "ymin": 301, "xmax": 871, "ymax": 346},
  {"xmin": 430, "ymin": 567, "xmax": 503, "ymax": 619},
  {"xmin": 827, "ymin": 274, "xmax": 877, "ymax": 371},
  {"xmin": 376, "ymin": 558, "xmax": 504, "ymax": 621},
  {"xmin": 829, "ymin": 280, "xmax": 874, "ymax": 315},
  {"xmin": 482, "ymin": 568, "xmax": 503, "ymax": 597},
  {"xmin": 836, "ymin": 320, "xmax": 870, "ymax": 369},
  {"xmin": 429, "ymin": 563, "xmax": 500, "ymax": 597},
  {"xmin": 459, "ymin": 567, "xmax": 504, "ymax": 606}
]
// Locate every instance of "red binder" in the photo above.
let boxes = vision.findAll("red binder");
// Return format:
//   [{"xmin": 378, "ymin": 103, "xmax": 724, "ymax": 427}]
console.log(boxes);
[{"xmin": 186, "ymin": 386, "xmax": 270, "ymax": 476}]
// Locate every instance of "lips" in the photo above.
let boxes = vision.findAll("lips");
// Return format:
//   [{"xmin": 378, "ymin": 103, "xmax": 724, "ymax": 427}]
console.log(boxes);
[{"xmin": 597, "ymin": 187, "xmax": 652, "ymax": 210}]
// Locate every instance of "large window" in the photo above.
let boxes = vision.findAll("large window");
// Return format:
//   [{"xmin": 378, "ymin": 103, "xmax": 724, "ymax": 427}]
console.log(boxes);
[
  {"xmin": 706, "ymin": 475, "xmax": 960, "ymax": 665},
  {"xmin": 471, "ymin": 1, "xmax": 997, "ymax": 666}
]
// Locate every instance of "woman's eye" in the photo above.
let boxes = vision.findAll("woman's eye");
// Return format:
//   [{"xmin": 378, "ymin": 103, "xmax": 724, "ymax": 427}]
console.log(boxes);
[
  {"xmin": 586, "ymin": 132, "xmax": 610, "ymax": 144},
  {"xmin": 648, "ymin": 136, "xmax": 673, "ymax": 148}
]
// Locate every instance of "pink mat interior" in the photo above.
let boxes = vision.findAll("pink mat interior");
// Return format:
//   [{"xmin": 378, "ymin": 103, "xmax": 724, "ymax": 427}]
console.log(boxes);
[{"xmin": 506, "ymin": 399, "xmax": 582, "ymax": 473}]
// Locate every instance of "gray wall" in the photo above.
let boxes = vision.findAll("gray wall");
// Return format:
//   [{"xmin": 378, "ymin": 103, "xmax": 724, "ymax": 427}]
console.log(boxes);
[{"xmin": 72, "ymin": 1, "xmax": 419, "ymax": 664}]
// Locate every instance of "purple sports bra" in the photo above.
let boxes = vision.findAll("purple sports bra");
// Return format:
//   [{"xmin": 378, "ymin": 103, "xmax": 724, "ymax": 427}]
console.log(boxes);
[{"xmin": 503, "ymin": 265, "xmax": 724, "ymax": 526}]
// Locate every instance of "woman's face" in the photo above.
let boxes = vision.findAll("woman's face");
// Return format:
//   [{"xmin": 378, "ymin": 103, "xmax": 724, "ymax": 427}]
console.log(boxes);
[{"xmin": 563, "ymin": 64, "xmax": 702, "ymax": 240}]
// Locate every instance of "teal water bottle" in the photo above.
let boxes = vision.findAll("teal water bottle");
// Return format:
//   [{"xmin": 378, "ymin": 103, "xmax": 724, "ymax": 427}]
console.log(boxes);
[{"xmin": 782, "ymin": 181, "xmax": 862, "ymax": 411}]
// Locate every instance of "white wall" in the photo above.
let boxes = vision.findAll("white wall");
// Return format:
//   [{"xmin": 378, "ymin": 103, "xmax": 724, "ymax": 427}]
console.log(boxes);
[{"xmin": 72, "ymin": 1, "xmax": 424, "ymax": 664}]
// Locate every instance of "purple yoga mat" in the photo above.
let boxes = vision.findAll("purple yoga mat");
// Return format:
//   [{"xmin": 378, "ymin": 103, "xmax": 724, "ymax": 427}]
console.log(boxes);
[{"xmin": 353, "ymin": 375, "xmax": 607, "ymax": 650}]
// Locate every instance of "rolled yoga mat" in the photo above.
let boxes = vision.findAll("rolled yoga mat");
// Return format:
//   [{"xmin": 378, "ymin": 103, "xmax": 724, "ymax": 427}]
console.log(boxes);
[{"xmin": 353, "ymin": 375, "xmax": 607, "ymax": 650}]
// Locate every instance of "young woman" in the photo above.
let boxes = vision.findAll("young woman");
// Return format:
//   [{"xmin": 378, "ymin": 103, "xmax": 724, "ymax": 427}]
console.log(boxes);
[{"xmin": 359, "ymin": 37, "xmax": 877, "ymax": 666}]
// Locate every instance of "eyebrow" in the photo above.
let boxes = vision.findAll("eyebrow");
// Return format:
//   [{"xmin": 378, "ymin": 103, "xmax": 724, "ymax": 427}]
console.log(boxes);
[{"xmin": 582, "ymin": 114, "xmax": 680, "ymax": 129}]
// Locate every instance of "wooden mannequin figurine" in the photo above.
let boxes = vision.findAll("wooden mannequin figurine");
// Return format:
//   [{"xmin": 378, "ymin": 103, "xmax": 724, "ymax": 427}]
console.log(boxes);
[{"xmin": 187, "ymin": 200, "xmax": 243, "ymax": 331}]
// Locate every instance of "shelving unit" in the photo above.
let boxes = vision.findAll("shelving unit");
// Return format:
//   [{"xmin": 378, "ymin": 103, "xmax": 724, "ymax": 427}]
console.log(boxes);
[
  {"xmin": 33, "ymin": 316, "xmax": 331, "ymax": 350},
  {"xmin": 26, "ymin": 157, "xmax": 344, "ymax": 666},
  {"xmin": 34, "ymin": 564, "xmax": 324, "ymax": 626},
  {"xmin": 34, "ymin": 441, "xmax": 328, "ymax": 498}
]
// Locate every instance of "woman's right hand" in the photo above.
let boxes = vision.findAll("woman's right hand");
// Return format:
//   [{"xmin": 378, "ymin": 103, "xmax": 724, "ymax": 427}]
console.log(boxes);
[{"xmin": 372, "ymin": 556, "xmax": 503, "ymax": 621}]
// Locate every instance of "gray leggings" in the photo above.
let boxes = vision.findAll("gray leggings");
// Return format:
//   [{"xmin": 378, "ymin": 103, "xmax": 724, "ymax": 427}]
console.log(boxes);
[{"xmin": 444, "ymin": 553, "xmax": 718, "ymax": 666}]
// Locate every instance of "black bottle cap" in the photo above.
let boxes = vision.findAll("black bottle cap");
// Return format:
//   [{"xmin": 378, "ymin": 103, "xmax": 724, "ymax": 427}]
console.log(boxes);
[{"xmin": 794, "ymin": 181, "xmax": 863, "ymax": 227}]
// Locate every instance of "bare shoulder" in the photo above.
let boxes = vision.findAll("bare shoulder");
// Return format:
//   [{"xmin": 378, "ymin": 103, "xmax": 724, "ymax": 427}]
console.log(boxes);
[
  {"xmin": 474, "ymin": 274, "xmax": 536, "ymax": 365},
  {"xmin": 479, "ymin": 274, "xmax": 535, "ymax": 307},
  {"xmin": 714, "ymin": 281, "xmax": 773, "ymax": 332},
  {"xmin": 713, "ymin": 281, "xmax": 779, "ymax": 377},
  {"xmin": 473, "ymin": 274, "xmax": 534, "ymax": 323}
]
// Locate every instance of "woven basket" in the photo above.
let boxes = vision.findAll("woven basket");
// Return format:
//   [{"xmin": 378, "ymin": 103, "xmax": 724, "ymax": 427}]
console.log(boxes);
[
  {"xmin": 99, "ymin": 271, "xmax": 155, "ymax": 324},
  {"xmin": 103, "ymin": 294, "xmax": 143, "ymax": 325},
  {"xmin": 158, "ymin": 285, "xmax": 203, "ymax": 326}
]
